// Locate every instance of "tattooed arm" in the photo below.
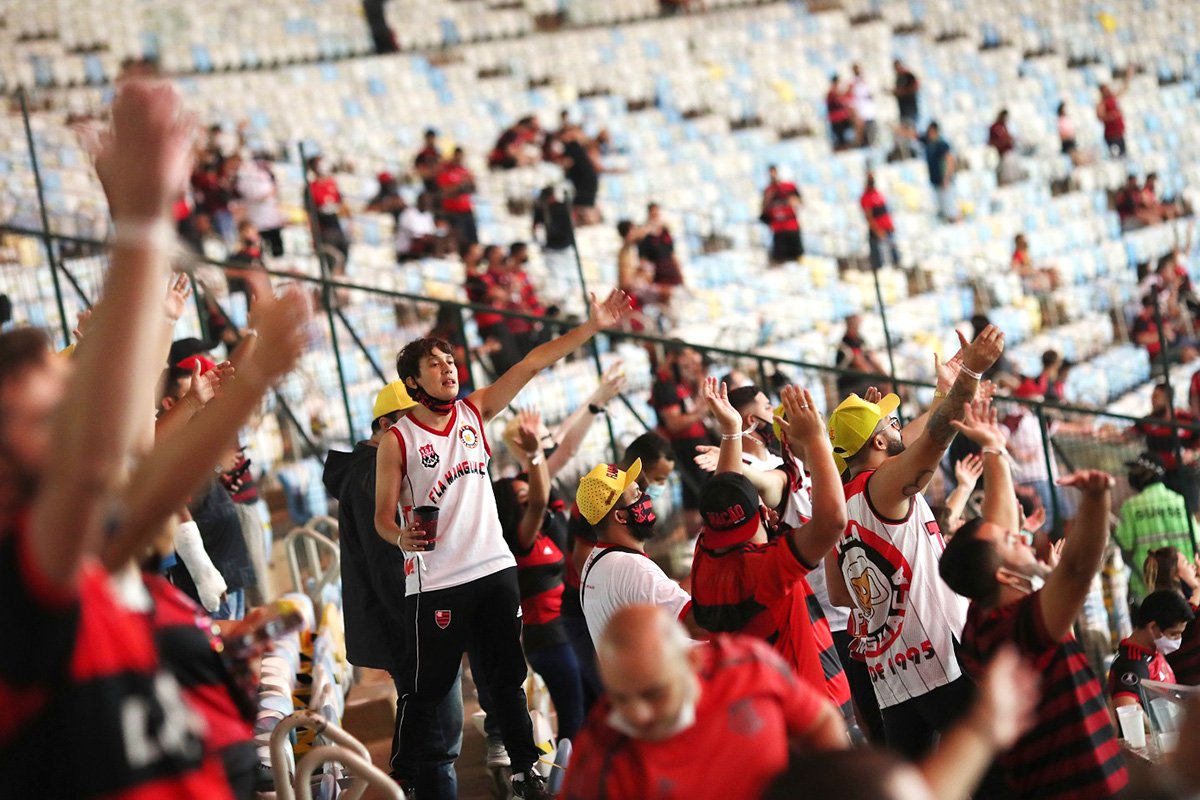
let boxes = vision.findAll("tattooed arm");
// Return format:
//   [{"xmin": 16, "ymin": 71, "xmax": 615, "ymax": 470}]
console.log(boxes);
[{"xmin": 867, "ymin": 326, "xmax": 1005, "ymax": 519}]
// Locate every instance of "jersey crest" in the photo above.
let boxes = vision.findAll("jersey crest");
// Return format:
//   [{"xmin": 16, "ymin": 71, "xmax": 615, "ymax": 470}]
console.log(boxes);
[
  {"xmin": 419, "ymin": 443, "xmax": 440, "ymax": 469},
  {"xmin": 841, "ymin": 520, "xmax": 913, "ymax": 659}
]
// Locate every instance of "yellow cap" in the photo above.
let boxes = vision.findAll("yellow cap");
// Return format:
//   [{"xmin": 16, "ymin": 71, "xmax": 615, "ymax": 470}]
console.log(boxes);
[
  {"xmin": 827, "ymin": 393, "xmax": 900, "ymax": 474},
  {"xmin": 576, "ymin": 459, "xmax": 642, "ymax": 525},
  {"xmin": 373, "ymin": 381, "xmax": 417, "ymax": 420},
  {"xmin": 57, "ymin": 343, "xmax": 77, "ymax": 359}
]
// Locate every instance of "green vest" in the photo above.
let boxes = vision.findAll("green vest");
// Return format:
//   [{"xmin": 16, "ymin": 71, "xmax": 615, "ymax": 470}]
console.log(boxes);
[{"xmin": 1114, "ymin": 483, "xmax": 1195, "ymax": 601}]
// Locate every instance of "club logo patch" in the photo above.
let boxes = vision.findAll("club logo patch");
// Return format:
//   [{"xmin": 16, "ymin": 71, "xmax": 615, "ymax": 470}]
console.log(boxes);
[
  {"xmin": 434, "ymin": 610, "xmax": 452, "ymax": 629},
  {"xmin": 1120, "ymin": 672, "xmax": 1139, "ymax": 686},
  {"xmin": 728, "ymin": 698, "xmax": 764, "ymax": 737},
  {"xmin": 404, "ymin": 559, "xmax": 415, "ymax": 577},
  {"xmin": 459, "ymin": 424, "xmax": 480, "ymax": 449},
  {"xmin": 840, "ymin": 520, "xmax": 914, "ymax": 660},
  {"xmin": 419, "ymin": 443, "xmax": 440, "ymax": 469}
]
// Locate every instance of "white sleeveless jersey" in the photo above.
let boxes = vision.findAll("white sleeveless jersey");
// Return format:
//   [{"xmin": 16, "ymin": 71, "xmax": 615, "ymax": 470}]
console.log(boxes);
[
  {"xmin": 837, "ymin": 470, "xmax": 968, "ymax": 708},
  {"xmin": 389, "ymin": 400, "xmax": 516, "ymax": 595}
]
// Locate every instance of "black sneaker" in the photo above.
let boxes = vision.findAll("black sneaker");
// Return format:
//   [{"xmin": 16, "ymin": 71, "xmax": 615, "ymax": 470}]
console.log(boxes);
[{"xmin": 511, "ymin": 770, "xmax": 555, "ymax": 799}]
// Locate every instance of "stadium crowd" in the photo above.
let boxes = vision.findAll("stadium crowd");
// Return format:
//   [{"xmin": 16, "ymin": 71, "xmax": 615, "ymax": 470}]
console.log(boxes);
[{"xmin": 10, "ymin": 26, "xmax": 1200, "ymax": 798}]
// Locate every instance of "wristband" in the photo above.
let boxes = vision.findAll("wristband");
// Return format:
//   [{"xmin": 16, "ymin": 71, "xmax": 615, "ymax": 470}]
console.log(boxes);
[
  {"xmin": 528, "ymin": 451, "xmax": 544, "ymax": 466},
  {"xmin": 721, "ymin": 432, "xmax": 743, "ymax": 441},
  {"xmin": 396, "ymin": 534, "xmax": 404, "ymax": 550},
  {"xmin": 981, "ymin": 446, "xmax": 1006, "ymax": 458},
  {"xmin": 960, "ymin": 365, "xmax": 983, "ymax": 380},
  {"xmin": 588, "ymin": 403, "xmax": 605, "ymax": 415},
  {"xmin": 111, "ymin": 218, "xmax": 176, "ymax": 252}
]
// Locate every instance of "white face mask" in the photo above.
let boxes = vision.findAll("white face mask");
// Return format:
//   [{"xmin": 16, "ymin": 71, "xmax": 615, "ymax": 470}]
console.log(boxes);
[
  {"xmin": 999, "ymin": 567, "xmax": 1045, "ymax": 594},
  {"xmin": 1155, "ymin": 634, "xmax": 1183, "ymax": 655},
  {"xmin": 645, "ymin": 482, "xmax": 667, "ymax": 501},
  {"xmin": 608, "ymin": 694, "xmax": 696, "ymax": 741}
]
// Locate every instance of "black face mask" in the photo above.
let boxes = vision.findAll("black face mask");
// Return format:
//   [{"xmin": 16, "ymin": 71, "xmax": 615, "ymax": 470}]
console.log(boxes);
[
  {"xmin": 410, "ymin": 381, "xmax": 455, "ymax": 414},
  {"xmin": 620, "ymin": 493, "xmax": 657, "ymax": 541},
  {"xmin": 755, "ymin": 418, "xmax": 780, "ymax": 454}
]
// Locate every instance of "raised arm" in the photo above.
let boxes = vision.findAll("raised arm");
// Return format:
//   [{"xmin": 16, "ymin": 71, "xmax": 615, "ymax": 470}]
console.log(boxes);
[
  {"xmin": 103, "ymin": 287, "xmax": 312, "ymax": 569},
  {"xmin": 920, "ymin": 645, "xmax": 1038, "ymax": 800},
  {"xmin": 950, "ymin": 399, "xmax": 1019, "ymax": 534},
  {"xmin": 868, "ymin": 325, "xmax": 1005, "ymax": 519},
  {"xmin": 30, "ymin": 81, "xmax": 193, "ymax": 589},
  {"xmin": 702, "ymin": 377, "xmax": 743, "ymax": 474},
  {"xmin": 776, "ymin": 386, "xmax": 848, "ymax": 567},
  {"xmin": 945, "ymin": 453, "xmax": 983, "ymax": 525},
  {"xmin": 545, "ymin": 362, "xmax": 626, "ymax": 478},
  {"xmin": 902, "ymin": 333, "xmax": 968, "ymax": 442},
  {"xmin": 512, "ymin": 410, "xmax": 550, "ymax": 552},
  {"xmin": 468, "ymin": 289, "xmax": 631, "ymax": 422},
  {"xmin": 1038, "ymin": 470, "xmax": 1113, "ymax": 640}
]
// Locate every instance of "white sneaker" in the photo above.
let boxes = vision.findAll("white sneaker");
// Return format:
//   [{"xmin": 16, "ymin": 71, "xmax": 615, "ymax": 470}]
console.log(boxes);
[{"xmin": 486, "ymin": 736, "xmax": 511, "ymax": 768}]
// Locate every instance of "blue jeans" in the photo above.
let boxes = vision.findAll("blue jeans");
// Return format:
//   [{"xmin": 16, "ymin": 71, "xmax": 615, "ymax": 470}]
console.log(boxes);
[
  {"xmin": 561, "ymin": 613, "xmax": 601, "ymax": 713},
  {"xmin": 213, "ymin": 588, "xmax": 245, "ymax": 621},
  {"xmin": 391, "ymin": 668, "xmax": 463, "ymax": 799},
  {"xmin": 869, "ymin": 231, "xmax": 901, "ymax": 270},
  {"xmin": 527, "ymin": 642, "xmax": 585, "ymax": 744}
]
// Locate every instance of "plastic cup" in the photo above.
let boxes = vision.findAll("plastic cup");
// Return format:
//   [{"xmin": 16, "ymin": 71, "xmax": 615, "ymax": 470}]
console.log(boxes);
[
  {"xmin": 1116, "ymin": 704, "xmax": 1147, "ymax": 748},
  {"xmin": 1157, "ymin": 731, "xmax": 1180, "ymax": 752},
  {"xmin": 412, "ymin": 506, "xmax": 440, "ymax": 551}
]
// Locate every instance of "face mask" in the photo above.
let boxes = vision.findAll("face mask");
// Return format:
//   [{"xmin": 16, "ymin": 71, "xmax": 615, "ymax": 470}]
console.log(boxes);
[
  {"xmin": 410, "ymin": 382, "xmax": 455, "ymax": 414},
  {"xmin": 755, "ymin": 418, "xmax": 780, "ymax": 452},
  {"xmin": 620, "ymin": 493, "xmax": 657, "ymax": 541},
  {"xmin": 1155, "ymin": 634, "xmax": 1183, "ymax": 655},
  {"xmin": 645, "ymin": 483, "xmax": 667, "ymax": 501},
  {"xmin": 606, "ymin": 688, "xmax": 697, "ymax": 741},
  {"xmin": 999, "ymin": 567, "xmax": 1045, "ymax": 594}
]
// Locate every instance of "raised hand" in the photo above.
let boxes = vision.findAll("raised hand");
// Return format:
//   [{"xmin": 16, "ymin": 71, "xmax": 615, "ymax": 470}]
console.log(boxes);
[
  {"xmin": 863, "ymin": 385, "xmax": 883, "ymax": 404},
  {"xmin": 1040, "ymin": 537, "xmax": 1064, "ymax": 571},
  {"xmin": 949, "ymin": 398, "xmax": 1006, "ymax": 450},
  {"xmin": 935, "ymin": 329, "xmax": 970, "ymax": 393},
  {"xmin": 185, "ymin": 360, "xmax": 234, "ymax": 408},
  {"xmin": 590, "ymin": 361, "xmax": 628, "ymax": 406},
  {"xmin": 953, "ymin": 453, "xmax": 984, "ymax": 489},
  {"xmin": 164, "ymin": 272, "xmax": 192, "ymax": 323},
  {"xmin": 72, "ymin": 308, "xmax": 93, "ymax": 343},
  {"xmin": 692, "ymin": 444, "xmax": 720, "ymax": 473},
  {"xmin": 1022, "ymin": 504, "xmax": 1047, "ymax": 534},
  {"xmin": 1056, "ymin": 469, "xmax": 1115, "ymax": 495},
  {"xmin": 515, "ymin": 408, "xmax": 542, "ymax": 453},
  {"xmin": 962, "ymin": 324, "xmax": 1006, "ymax": 377},
  {"xmin": 245, "ymin": 285, "xmax": 312, "ymax": 384},
  {"xmin": 702, "ymin": 376, "xmax": 741, "ymax": 434},
  {"xmin": 589, "ymin": 289, "xmax": 634, "ymax": 329}
]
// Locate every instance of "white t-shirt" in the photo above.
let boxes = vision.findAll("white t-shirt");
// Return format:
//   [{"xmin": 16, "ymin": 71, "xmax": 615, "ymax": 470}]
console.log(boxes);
[
  {"xmin": 390, "ymin": 400, "xmax": 517, "ymax": 595},
  {"xmin": 580, "ymin": 544, "xmax": 692, "ymax": 644},
  {"xmin": 838, "ymin": 470, "xmax": 968, "ymax": 708},
  {"xmin": 236, "ymin": 161, "xmax": 285, "ymax": 231},
  {"xmin": 396, "ymin": 207, "xmax": 437, "ymax": 254},
  {"xmin": 852, "ymin": 77, "xmax": 877, "ymax": 122}
]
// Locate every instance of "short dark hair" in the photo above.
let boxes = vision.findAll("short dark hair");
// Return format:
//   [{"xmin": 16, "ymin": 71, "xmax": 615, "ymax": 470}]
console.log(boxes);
[
  {"xmin": 1135, "ymin": 590, "xmax": 1194, "ymax": 629},
  {"xmin": 1041, "ymin": 349, "xmax": 1061, "ymax": 368},
  {"xmin": 617, "ymin": 220, "xmax": 634, "ymax": 238},
  {"xmin": 161, "ymin": 365, "xmax": 193, "ymax": 403},
  {"xmin": 938, "ymin": 518, "xmax": 1002, "ymax": 606},
  {"xmin": 622, "ymin": 432, "xmax": 675, "ymax": 472},
  {"xmin": 727, "ymin": 385, "xmax": 763, "ymax": 414},
  {"xmin": 395, "ymin": 337, "xmax": 453, "ymax": 384},
  {"xmin": 0, "ymin": 328, "xmax": 52, "ymax": 422},
  {"xmin": 370, "ymin": 411, "xmax": 401, "ymax": 434}
]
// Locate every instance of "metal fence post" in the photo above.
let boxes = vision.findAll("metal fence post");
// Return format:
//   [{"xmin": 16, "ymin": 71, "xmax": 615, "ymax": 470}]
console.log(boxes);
[
  {"xmin": 298, "ymin": 142, "xmax": 357, "ymax": 445},
  {"xmin": 1035, "ymin": 404, "xmax": 1063, "ymax": 538},
  {"xmin": 19, "ymin": 89, "xmax": 72, "ymax": 348}
]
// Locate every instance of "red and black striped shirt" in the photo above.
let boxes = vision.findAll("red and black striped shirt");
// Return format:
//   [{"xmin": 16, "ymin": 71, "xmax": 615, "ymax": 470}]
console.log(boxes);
[
  {"xmin": 511, "ymin": 529, "xmax": 568, "ymax": 653},
  {"xmin": 0, "ymin": 521, "xmax": 232, "ymax": 799},
  {"xmin": 959, "ymin": 592, "xmax": 1127, "ymax": 800},
  {"xmin": 690, "ymin": 534, "xmax": 852, "ymax": 718}
]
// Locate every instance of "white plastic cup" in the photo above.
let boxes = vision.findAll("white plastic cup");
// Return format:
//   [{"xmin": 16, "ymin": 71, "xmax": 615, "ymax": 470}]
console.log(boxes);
[
  {"xmin": 1117, "ymin": 704, "xmax": 1147, "ymax": 748},
  {"xmin": 1157, "ymin": 731, "xmax": 1180, "ymax": 752},
  {"xmin": 1150, "ymin": 698, "xmax": 1177, "ymax": 733}
]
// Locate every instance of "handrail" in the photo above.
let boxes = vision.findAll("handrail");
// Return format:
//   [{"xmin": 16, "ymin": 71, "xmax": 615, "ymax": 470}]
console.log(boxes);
[
  {"xmin": 270, "ymin": 710, "xmax": 372, "ymax": 796},
  {"xmin": 3, "ymin": 222, "xmax": 1196, "ymax": 432},
  {"xmin": 285, "ymin": 524, "xmax": 341, "ymax": 603},
  {"xmin": 295, "ymin": 745, "xmax": 405, "ymax": 800}
]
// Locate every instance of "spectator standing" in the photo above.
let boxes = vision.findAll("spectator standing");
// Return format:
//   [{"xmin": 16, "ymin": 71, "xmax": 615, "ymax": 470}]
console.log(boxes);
[
  {"xmin": 939, "ymin": 457, "xmax": 1129, "ymax": 800},
  {"xmin": 1036, "ymin": 349, "xmax": 1067, "ymax": 402},
  {"xmin": 562, "ymin": 606, "xmax": 847, "ymax": 800},
  {"xmin": 922, "ymin": 121, "xmax": 959, "ymax": 222},
  {"xmin": 396, "ymin": 191, "xmax": 441, "ymax": 261},
  {"xmin": 532, "ymin": 186, "xmax": 574, "ymax": 253},
  {"xmin": 651, "ymin": 344, "xmax": 712, "ymax": 535},
  {"xmin": 437, "ymin": 147, "xmax": 478, "ymax": 247},
  {"xmin": 834, "ymin": 313, "xmax": 887, "ymax": 398},
  {"xmin": 761, "ymin": 165, "xmax": 804, "ymax": 265},
  {"xmin": 638, "ymin": 203, "xmax": 683, "ymax": 293},
  {"xmin": 860, "ymin": 172, "xmax": 900, "ymax": 270},
  {"xmin": 826, "ymin": 327, "xmax": 1005, "ymax": 759},
  {"xmin": 500, "ymin": 242, "xmax": 547, "ymax": 355},
  {"xmin": 826, "ymin": 74, "xmax": 857, "ymax": 149},
  {"xmin": 366, "ymin": 171, "xmax": 405, "ymax": 221},
  {"xmin": 322, "ymin": 383, "xmax": 465, "ymax": 793},
  {"xmin": 304, "ymin": 154, "xmax": 351, "ymax": 270},
  {"xmin": 1096, "ymin": 72, "xmax": 1130, "ymax": 158},
  {"xmin": 1114, "ymin": 454, "xmax": 1195, "ymax": 603},
  {"xmin": 227, "ymin": 221, "xmax": 267, "ymax": 301},
  {"xmin": 850, "ymin": 63, "xmax": 878, "ymax": 146},
  {"xmin": 414, "ymin": 128, "xmax": 442, "ymax": 193},
  {"xmin": 233, "ymin": 153, "xmax": 285, "ymax": 256},
  {"xmin": 1002, "ymin": 380, "xmax": 1064, "ymax": 533},
  {"xmin": 616, "ymin": 220, "xmax": 655, "ymax": 313},
  {"xmin": 893, "ymin": 59, "xmax": 921, "ymax": 157},
  {"xmin": 988, "ymin": 109, "xmax": 1024, "ymax": 185},
  {"xmin": 374, "ymin": 290, "xmax": 631, "ymax": 799},
  {"xmin": 560, "ymin": 125, "xmax": 602, "ymax": 226},
  {"xmin": 1108, "ymin": 590, "xmax": 1191, "ymax": 721}
]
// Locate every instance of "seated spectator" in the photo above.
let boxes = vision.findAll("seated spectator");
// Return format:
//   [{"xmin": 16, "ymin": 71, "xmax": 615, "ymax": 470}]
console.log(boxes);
[
  {"xmin": 437, "ymin": 148, "xmax": 478, "ymax": 246},
  {"xmin": 1116, "ymin": 174, "xmax": 1163, "ymax": 229},
  {"xmin": 1036, "ymin": 349, "xmax": 1068, "ymax": 402},
  {"xmin": 395, "ymin": 191, "xmax": 442, "ymax": 261},
  {"xmin": 532, "ymin": 186, "xmax": 574, "ymax": 252},
  {"xmin": 988, "ymin": 109, "xmax": 1015, "ymax": 158},
  {"xmin": 1132, "ymin": 294, "xmax": 1198, "ymax": 363},
  {"xmin": 561, "ymin": 605, "xmax": 848, "ymax": 800},
  {"xmin": 826, "ymin": 74, "xmax": 858, "ymax": 149},
  {"xmin": 639, "ymin": 202, "xmax": 684, "ymax": 295},
  {"xmin": 1011, "ymin": 233, "xmax": 1058, "ymax": 294},
  {"xmin": 366, "ymin": 171, "xmax": 405, "ymax": 221},
  {"xmin": 227, "ymin": 221, "xmax": 268, "ymax": 300},
  {"xmin": 1143, "ymin": 547, "xmax": 1200, "ymax": 685},
  {"xmin": 834, "ymin": 313, "xmax": 886, "ymax": 398},
  {"xmin": 1142, "ymin": 173, "xmax": 1180, "ymax": 221},
  {"xmin": 1108, "ymin": 590, "xmax": 1193, "ymax": 719},
  {"xmin": 501, "ymin": 241, "xmax": 547, "ymax": 355}
]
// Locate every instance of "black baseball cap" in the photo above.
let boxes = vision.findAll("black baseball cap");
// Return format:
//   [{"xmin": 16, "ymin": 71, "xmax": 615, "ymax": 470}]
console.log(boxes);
[{"xmin": 699, "ymin": 472, "xmax": 761, "ymax": 549}]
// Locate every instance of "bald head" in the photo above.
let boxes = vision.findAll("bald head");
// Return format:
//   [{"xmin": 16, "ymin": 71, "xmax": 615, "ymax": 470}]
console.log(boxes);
[{"xmin": 597, "ymin": 605, "xmax": 698, "ymax": 741}]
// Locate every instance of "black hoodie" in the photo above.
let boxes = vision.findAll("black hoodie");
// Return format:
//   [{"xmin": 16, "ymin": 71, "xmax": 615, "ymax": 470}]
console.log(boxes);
[{"xmin": 322, "ymin": 442, "xmax": 408, "ymax": 673}]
